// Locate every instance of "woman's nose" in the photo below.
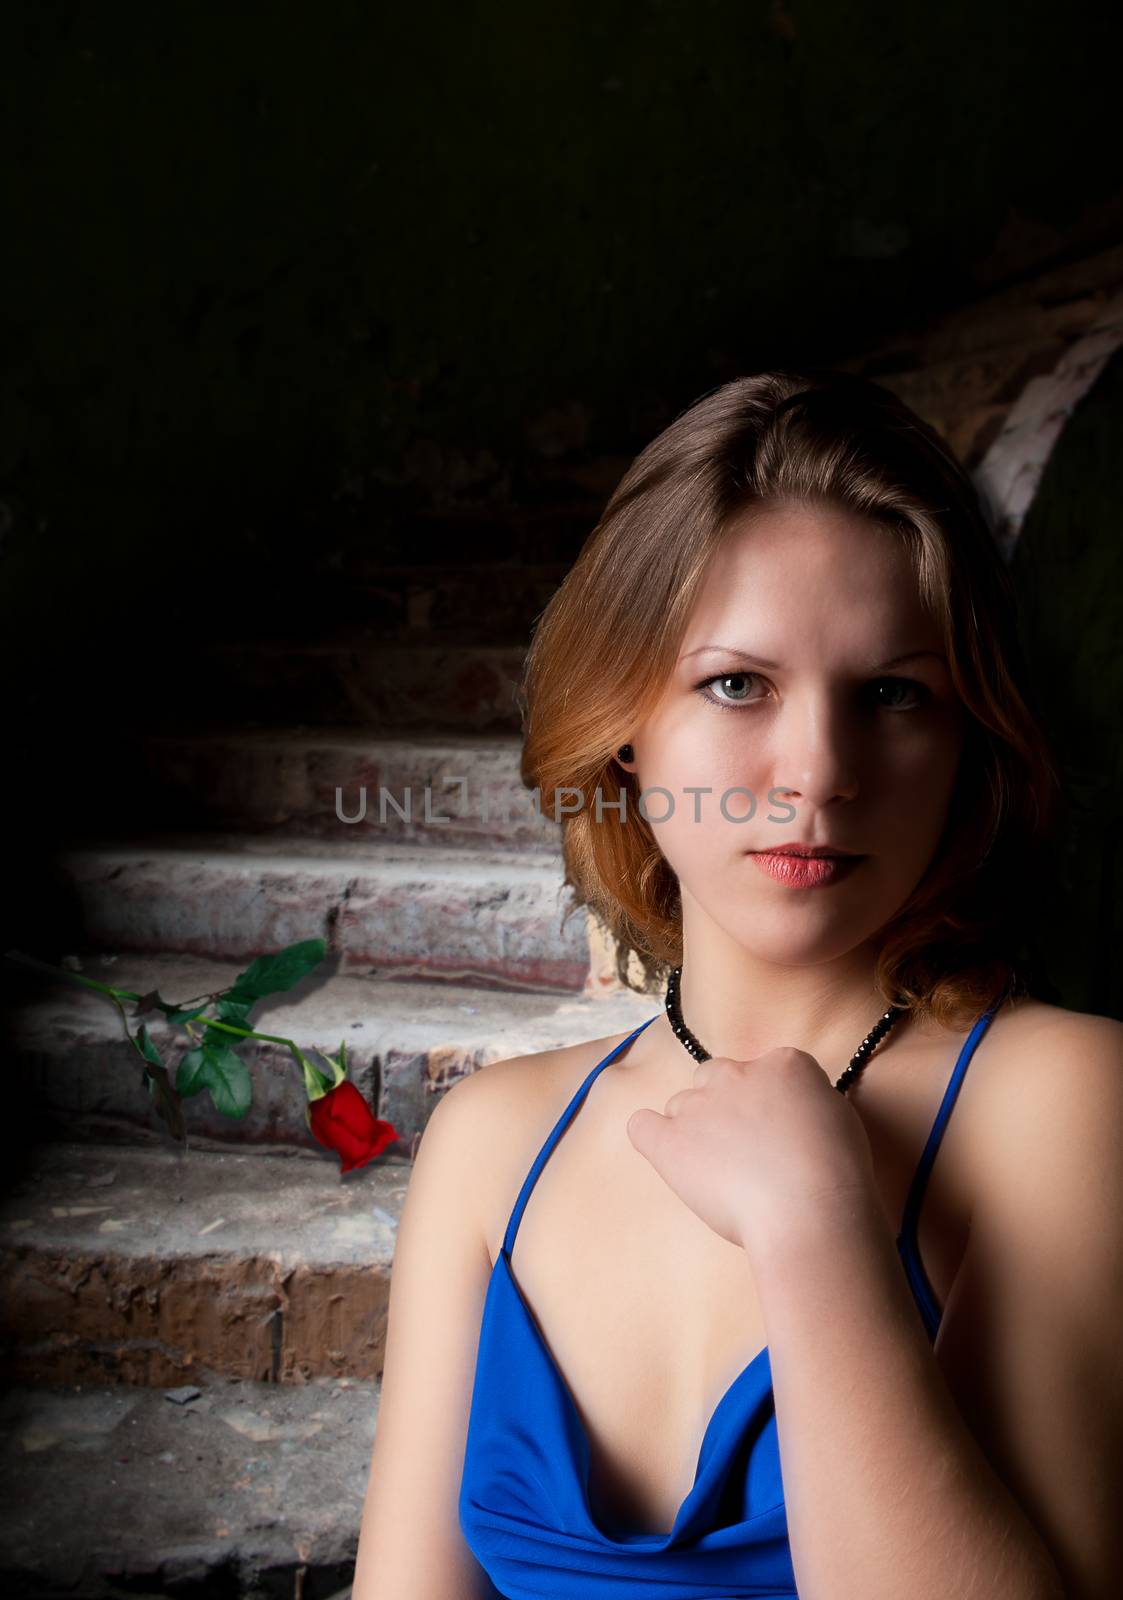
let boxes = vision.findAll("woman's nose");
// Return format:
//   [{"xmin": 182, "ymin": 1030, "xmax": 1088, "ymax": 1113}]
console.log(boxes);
[{"xmin": 768, "ymin": 689, "xmax": 861, "ymax": 809}]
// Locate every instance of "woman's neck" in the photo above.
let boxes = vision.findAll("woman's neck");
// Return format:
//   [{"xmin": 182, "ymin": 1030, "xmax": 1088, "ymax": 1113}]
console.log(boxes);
[{"xmin": 666, "ymin": 942, "xmax": 902, "ymax": 1076}]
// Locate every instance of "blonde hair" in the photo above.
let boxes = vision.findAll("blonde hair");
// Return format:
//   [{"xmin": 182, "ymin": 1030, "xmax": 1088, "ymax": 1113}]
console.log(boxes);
[{"xmin": 517, "ymin": 370, "xmax": 1061, "ymax": 1032}]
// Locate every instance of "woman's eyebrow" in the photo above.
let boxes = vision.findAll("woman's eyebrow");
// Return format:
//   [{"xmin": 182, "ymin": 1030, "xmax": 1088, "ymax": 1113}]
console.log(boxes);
[{"xmin": 679, "ymin": 646, "xmax": 946, "ymax": 671}]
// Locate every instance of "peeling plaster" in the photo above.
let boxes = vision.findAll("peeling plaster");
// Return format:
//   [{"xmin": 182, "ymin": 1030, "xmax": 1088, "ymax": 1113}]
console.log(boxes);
[{"xmin": 973, "ymin": 289, "xmax": 1123, "ymax": 562}]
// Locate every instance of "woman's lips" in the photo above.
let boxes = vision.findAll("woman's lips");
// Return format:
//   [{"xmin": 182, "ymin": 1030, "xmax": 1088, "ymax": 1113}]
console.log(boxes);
[{"xmin": 749, "ymin": 851, "xmax": 866, "ymax": 889}]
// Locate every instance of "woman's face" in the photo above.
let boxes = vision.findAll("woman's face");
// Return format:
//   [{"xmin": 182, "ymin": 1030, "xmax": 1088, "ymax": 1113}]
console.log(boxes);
[{"xmin": 620, "ymin": 499, "xmax": 966, "ymax": 965}]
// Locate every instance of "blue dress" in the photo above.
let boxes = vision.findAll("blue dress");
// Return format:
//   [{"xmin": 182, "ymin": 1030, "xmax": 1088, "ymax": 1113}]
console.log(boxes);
[{"xmin": 459, "ymin": 1005, "xmax": 999, "ymax": 1598}]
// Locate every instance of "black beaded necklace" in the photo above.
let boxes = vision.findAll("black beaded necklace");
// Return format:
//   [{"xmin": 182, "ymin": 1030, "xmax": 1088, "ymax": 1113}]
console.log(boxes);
[{"xmin": 664, "ymin": 964, "xmax": 907, "ymax": 1094}]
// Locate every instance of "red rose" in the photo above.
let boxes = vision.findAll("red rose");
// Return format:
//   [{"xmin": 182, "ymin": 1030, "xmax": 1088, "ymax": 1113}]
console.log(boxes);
[{"xmin": 307, "ymin": 1080, "xmax": 399, "ymax": 1173}]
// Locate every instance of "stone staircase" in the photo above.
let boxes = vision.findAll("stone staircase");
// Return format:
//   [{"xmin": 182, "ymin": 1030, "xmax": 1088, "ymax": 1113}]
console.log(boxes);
[{"xmin": 0, "ymin": 511, "xmax": 658, "ymax": 1595}]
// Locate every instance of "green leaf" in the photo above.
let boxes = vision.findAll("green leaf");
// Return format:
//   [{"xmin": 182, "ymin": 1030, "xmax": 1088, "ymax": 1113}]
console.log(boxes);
[
  {"xmin": 197, "ymin": 1035, "xmax": 253, "ymax": 1119},
  {"xmin": 213, "ymin": 995, "xmax": 254, "ymax": 1026},
  {"xmin": 176, "ymin": 1046, "xmax": 208, "ymax": 1097},
  {"xmin": 226, "ymin": 939, "xmax": 327, "ymax": 1004}
]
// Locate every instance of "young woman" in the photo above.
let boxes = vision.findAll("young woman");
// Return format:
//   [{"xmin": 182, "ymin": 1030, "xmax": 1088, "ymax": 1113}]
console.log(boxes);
[{"xmin": 354, "ymin": 371, "xmax": 1123, "ymax": 1599}]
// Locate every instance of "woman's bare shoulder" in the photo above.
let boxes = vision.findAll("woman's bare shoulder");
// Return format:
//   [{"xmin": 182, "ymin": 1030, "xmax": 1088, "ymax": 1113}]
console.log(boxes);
[
  {"xmin": 436, "ymin": 1022, "xmax": 649, "ymax": 1254},
  {"xmin": 979, "ymin": 993, "xmax": 1123, "ymax": 1081},
  {"xmin": 969, "ymin": 994, "xmax": 1123, "ymax": 1198},
  {"xmin": 449, "ymin": 1021, "xmax": 647, "ymax": 1110}
]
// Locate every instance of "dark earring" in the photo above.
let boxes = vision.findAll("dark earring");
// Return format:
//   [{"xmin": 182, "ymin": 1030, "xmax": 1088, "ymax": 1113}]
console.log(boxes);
[{"xmin": 617, "ymin": 743, "xmax": 634, "ymax": 762}]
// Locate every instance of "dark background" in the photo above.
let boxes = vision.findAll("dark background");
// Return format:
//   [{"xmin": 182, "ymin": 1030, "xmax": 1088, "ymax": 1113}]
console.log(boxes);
[{"xmin": 0, "ymin": 14, "xmax": 1121, "ymax": 1593}]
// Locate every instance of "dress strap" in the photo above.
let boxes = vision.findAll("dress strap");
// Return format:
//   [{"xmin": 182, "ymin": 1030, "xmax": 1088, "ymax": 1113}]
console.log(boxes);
[
  {"xmin": 897, "ymin": 1003, "xmax": 1000, "ymax": 1333},
  {"xmin": 501, "ymin": 1014, "xmax": 660, "ymax": 1259}
]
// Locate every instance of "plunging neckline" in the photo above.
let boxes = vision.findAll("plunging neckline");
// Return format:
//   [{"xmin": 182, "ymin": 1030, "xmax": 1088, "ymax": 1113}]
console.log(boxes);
[
  {"xmin": 493, "ymin": 1231, "xmax": 922, "ymax": 1545},
  {"xmin": 496, "ymin": 1245, "xmax": 768, "ymax": 1544}
]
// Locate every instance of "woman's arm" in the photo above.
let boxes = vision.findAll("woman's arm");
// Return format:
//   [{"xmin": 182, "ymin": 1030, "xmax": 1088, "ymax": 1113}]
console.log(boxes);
[
  {"xmin": 748, "ymin": 1013, "xmax": 1123, "ymax": 1600},
  {"xmin": 352, "ymin": 1064, "xmax": 504, "ymax": 1600}
]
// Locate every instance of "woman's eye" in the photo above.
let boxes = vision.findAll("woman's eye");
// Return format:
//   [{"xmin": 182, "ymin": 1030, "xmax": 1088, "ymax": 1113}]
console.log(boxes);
[
  {"xmin": 871, "ymin": 677, "xmax": 930, "ymax": 711},
  {"xmin": 695, "ymin": 672, "xmax": 763, "ymax": 709}
]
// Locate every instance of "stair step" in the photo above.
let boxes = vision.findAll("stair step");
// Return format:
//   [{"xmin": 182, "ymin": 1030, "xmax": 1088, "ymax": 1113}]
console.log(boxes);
[
  {"xmin": 76, "ymin": 726, "xmax": 560, "ymax": 849},
  {"xmin": 0, "ymin": 1372, "xmax": 372, "ymax": 1596},
  {"xmin": 6, "ymin": 951, "xmax": 659, "ymax": 1152},
  {"xmin": 53, "ymin": 834, "xmax": 592, "ymax": 991},
  {"xmin": 0, "ymin": 1139, "xmax": 408, "ymax": 1388}
]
